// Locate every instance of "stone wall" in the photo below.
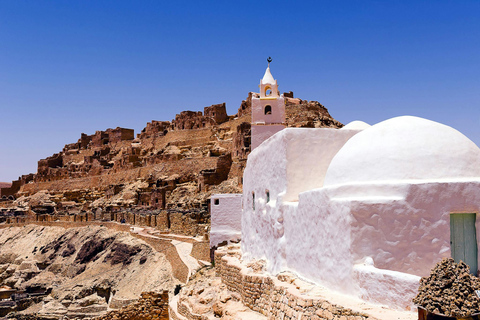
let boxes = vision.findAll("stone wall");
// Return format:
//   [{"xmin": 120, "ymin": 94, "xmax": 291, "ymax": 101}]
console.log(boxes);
[
  {"xmin": 197, "ymin": 153, "xmax": 232, "ymax": 192},
  {"xmin": 212, "ymin": 247, "xmax": 376, "ymax": 320},
  {"xmin": 138, "ymin": 120, "xmax": 172, "ymax": 139},
  {"xmin": 233, "ymin": 122, "xmax": 251, "ymax": 160},
  {"xmin": 97, "ymin": 291, "xmax": 169, "ymax": 320},
  {"xmin": 204, "ymin": 103, "xmax": 228, "ymax": 124},
  {"xmin": 190, "ymin": 240, "xmax": 210, "ymax": 262},
  {"xmin": 237, "ymin": 92, "xmax": 253, "ymax": 118},
  {"xmin": 0, "ymin": 179, "xmax": 22, "ymax": 198}
]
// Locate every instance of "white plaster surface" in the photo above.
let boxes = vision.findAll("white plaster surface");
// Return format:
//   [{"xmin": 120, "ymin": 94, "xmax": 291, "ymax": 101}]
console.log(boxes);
[
  {"xmin": 242, "ymin": 128, "xmax": 289, "ymax": 273},
  {"xmin": 341, "ymin": 120, "xmax": 371, "ymax": 130},
  {"xmin": 223, "ymin": 247, "xmax": 416, "ymax": 320},
  {"xmin": 262, "ymin": 66, "xmax": 275, "ymax": 85},
  {"xmin": 243, "ymin": 128, "xmax": 363, "ymax": 272},
  {"xmin": 210, "ymin": 194, "xmax": 243, "ymax": 248},
  {"xmin": 284, "ymin": 128, "xmax": 361, "ymax": 201},
  {"xmin": 324, "ymin": 116, "xmax": 480, "ymax": 186},
  {"xmin": 251, "ymin": 125, "xmax": 285, "ymax": 151},
  {"xmin": 251, "ymin": 96, "xmax": 285, "ymax": 125},
  {"xmin": 242, "ymin": 115, "xmax": 480, "ymax": 311},
  {"xmin": 353, "ymin": 263, "xmax": 420, "ymax": 311}
]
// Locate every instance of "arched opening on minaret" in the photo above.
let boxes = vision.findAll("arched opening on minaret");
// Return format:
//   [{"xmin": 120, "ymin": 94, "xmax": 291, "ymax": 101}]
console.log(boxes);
[
  {"xmin": 265, "ymin": 86, "xmax": 272, "ymax": 96},
  {"xmin": 264, "ymin": 105, "xmax": 272, "ymax": 115}
]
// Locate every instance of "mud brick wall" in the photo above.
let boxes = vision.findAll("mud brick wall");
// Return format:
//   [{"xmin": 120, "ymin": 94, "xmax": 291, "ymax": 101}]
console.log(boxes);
[
  {"xmin": 173, "ymin": 111, "xmax": 214, "ymax": 130},
  {"xmin": 204, "ymin": 103, "xmax": 228, "ymax": 124},
  {"xmin": 78, "ymin": 133, "xmax": 92, "ymax": 149},
  {"xmin": 237, "ymin": 92, "xmax": 253, "ymax": 118},
  {"xmin": 169, "ymin": 211, "xmax": 206, "ymax": 237},
  {"xmin": 134, "ymin": 213, "xmax": 151, "ymax": 226},
  {"xmin": 190, "ymin": 240, "xmax": 210, "ymax": 262},
  {"xmin": 138, "ymin": 120, "xmax": 171, "ymax": 139},
  {"xmin": 107, "ymin": 127, "xmax": 134, "ymax": 143},
  {"xmin": 91, "ymin": 131, "xmax": 109, "ymax": 147},
  {"xmin": 176, "ymin": 297, "xmax": 207, "ymax": 320},
  {"xmin": 0, "ymin": 179, "xmax": 21, "ymax": 197},
  {"xmin": 233, "ymin": 122, "xmax": 251, "ymax": 160},
  {"xmin": 156, "ymin": 211, "xmax": 170, "ymax": 231},
  {"xmin": 214, "ymin": 249, "xmax": 376, "ymax": 320}
]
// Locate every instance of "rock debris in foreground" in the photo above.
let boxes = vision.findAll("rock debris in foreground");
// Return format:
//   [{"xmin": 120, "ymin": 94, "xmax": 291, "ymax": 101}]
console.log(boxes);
[
  {"xmin": 94, "ymin": 291, "xmax": 168, "ymax": 320},
  {"xmin": 413, "ymin": 258, "xmax": 480, "ymax": 317}
]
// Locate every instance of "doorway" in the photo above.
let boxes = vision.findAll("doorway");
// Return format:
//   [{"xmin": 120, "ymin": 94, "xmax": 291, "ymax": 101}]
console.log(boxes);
[{"xmin": 450, "ymin": 213, "xmax": 478, "ymax": 274}]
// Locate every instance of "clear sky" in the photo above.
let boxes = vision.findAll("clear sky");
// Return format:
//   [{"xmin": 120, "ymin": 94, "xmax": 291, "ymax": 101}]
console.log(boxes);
[{"xmin": 0, "ymin": 1, "xmax": 479, "ymax": 182}]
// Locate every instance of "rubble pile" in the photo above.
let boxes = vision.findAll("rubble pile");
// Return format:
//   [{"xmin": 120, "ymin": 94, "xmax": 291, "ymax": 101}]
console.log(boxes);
[
  {"xmin": 413, "ymin": 258, "xmax": 480, "ymax": 317},
  {"xmin": 94, "ymin": 291, "xmax": 168, "ymax": 320}
]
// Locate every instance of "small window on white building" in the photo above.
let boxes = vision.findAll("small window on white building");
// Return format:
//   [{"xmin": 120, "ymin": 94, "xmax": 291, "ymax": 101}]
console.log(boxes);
[
  {"xmin": 264, "ymin": 105, "xmax": 272, "ymax": 115},
  {"xmin": 266, "ymin": 190, "xmax": 270, "ymax": 203},
  {"xmin": 214, "ymin": 199, "xmax": 220, "ymax": 205},
  {"xmin": 252, "ymin": 192, "xmax": 255, "ymax": 210}
]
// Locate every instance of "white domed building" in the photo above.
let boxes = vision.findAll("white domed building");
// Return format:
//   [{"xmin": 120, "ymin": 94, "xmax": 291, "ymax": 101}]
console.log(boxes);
[{"xmin": 241, "ymin": 115, "xmax": 480, "ymax": 310}]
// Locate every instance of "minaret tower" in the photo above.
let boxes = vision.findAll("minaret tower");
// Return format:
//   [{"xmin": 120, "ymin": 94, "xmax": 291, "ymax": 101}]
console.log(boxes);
[{"xmin": 251, "ymin": 57, "xmax": 286, "ymax": 150}]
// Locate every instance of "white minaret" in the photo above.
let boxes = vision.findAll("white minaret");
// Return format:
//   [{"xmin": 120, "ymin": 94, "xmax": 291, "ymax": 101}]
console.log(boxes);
[{"xmin": 251, "ymin": 58, "xmax": 286, "ymax": 150}]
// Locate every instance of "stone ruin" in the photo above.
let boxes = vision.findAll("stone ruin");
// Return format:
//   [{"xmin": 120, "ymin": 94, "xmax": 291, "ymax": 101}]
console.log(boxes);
[
  {"xmin": 0, "ymin": 91, "xmax": 342, "ymax": 238},
  {"xmin": 172, "ymin": 103, "xmax": 229, "ymax": 130}
]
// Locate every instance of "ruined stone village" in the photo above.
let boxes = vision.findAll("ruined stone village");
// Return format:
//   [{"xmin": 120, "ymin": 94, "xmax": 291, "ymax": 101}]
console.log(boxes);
[{"xmin": 1, "ymin": 64, "xmax": 480, "ymax": 320}]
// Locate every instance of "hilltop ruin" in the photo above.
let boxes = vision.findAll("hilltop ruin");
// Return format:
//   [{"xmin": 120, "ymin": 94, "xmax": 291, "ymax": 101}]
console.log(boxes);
[{"xmin": 0, "ymin": 93, "xmax": 342, "ymax": 238}]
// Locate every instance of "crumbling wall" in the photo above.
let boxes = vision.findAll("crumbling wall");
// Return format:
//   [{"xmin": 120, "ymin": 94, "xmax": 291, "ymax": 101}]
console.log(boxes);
[
  {"xmin": 138, "ymin": 121, "xmax": 172, "ymax": 139},
  {"xmin": 204, "ymin": 103, "xmax": 228, "ymax": 124},
  {"xmin": 197, "ymin": 153, "xmax": 232, "ymax": 192},
  {"xmin": 202, "ymin": 247, "xmax": 377, "ymax": 320},
  {"xmin": 233, "ymin": 122, "xmax": 251, "ymax": 160},
  {"xmin": 237, "ymin": 92, "xmax": 254, "ymax": 118},
  {"xmin": 173, "ymin": 111, "xmax": 213, "ymax": 130}
]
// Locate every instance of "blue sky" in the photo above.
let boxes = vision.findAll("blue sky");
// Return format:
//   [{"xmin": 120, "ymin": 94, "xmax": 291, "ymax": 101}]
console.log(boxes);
[{"xmin": 0, "ymin": 1, "xmax": 479, "ymax": 182}]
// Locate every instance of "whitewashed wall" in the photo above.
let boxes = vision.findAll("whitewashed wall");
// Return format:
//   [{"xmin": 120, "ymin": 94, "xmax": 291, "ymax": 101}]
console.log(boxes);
[
  {"xmin": 241, "ymin": 116, "xmax": 480, "ymax": 310},
  {"xmin": 242, "ymin": 127, "xmax": 362, "ymax": 273},
  {"xmin": 210, "ymin": 194, "xmax": 243, "ymax": 248},
  {"xmin": 251, "ymin": 125, "xmax": 285, "ymax": 151},
  {"xmin": 251, "ymin": 96, "xmax": 285, "ymax": 124}
]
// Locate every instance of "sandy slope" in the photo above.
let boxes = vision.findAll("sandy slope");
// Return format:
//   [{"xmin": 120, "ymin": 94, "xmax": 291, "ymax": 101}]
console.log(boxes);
[{"xmin": 0, "ymin": 225, "xmax": 179, "ymax": 318}]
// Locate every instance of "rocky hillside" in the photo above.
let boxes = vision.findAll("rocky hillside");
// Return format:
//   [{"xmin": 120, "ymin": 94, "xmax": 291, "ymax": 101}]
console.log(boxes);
[
  {"xmin": 0, "ymin": 225, "xmax": 178, "ymax": 319},
  {"xmin": 0, "ymin": 93, "xmax": 342, "ymax": 237}
]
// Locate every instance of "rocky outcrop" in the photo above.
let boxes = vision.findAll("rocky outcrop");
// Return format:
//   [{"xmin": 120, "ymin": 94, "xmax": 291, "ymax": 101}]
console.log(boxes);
[
  {"xmin": 1, "ymin": 92, "xmax": 342, "ymax": 237},
  {"xmin": 0, "ymin": 225, "xmax": 178, "ymax": 319},
  {"xmin": 172, "ymin": 266, "xmax": 266, "ymax": 320},
  {"xmin": 413, "ymin": 258, "xmax": 480, "ymax": 317},
  {"xmin": 285, "ymin": 98, "xmax": 344, "ymax": 128}
]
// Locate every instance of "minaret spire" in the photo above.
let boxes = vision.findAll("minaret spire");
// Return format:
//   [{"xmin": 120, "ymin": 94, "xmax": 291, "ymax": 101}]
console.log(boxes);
[{"xmin": 267, "ymin": 56, "xmax": 272, "ymax": 68}]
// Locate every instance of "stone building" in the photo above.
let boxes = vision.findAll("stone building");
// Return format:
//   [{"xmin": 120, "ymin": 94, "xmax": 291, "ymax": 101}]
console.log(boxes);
[
  {"xmin": 241, "ymin": 115, "xmax": 480, "ymax": 310},
  {"xmin": 251, "ymin": 62, "xmax": 286, "ymax": 150},
  {"xmin": 207, "ymin": 59, "xmax": 480, "ymax": 313}
]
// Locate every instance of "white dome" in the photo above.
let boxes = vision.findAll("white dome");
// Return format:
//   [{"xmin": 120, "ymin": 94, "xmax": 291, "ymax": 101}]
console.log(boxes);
[
  {"xmin": 324, "ymin": 116, "xmax": 480, "ymax": 186},
  {"xmin": 341, "ymin": 120, "xmax": 371, "ymax": 130},
  {"xmin": 262, "ymin": 66, "xmax": 276, "ymax": 85}
]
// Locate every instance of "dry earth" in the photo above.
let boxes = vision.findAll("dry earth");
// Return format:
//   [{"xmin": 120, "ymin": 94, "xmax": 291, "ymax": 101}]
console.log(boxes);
[
  {"xmin": 172, "ymin": 266, "xmax": 266, "ymax": 320},
  {"xmin": 0, "ymin": 225, "xmax": 179, "ymax": 319}
]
